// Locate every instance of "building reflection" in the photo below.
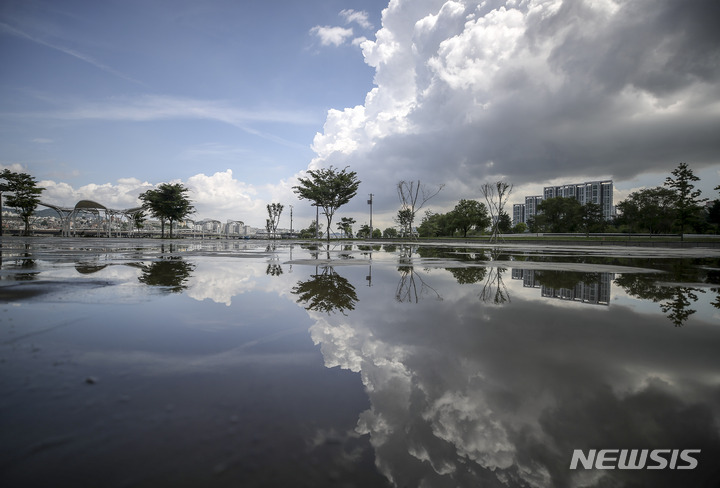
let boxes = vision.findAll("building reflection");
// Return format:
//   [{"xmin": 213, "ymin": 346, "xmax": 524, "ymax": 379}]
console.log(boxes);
[{"xmin": 512, "ymin": 269, "xmax": 612, "ymax": 305}]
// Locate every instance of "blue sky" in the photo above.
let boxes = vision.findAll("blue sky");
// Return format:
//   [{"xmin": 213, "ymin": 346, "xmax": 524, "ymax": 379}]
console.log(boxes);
[{"xmin": 2, "ymin": 0, "xmax": 719, "ymax": 229}]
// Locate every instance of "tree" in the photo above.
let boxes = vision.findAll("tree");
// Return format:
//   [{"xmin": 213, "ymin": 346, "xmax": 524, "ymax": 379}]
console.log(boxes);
[
  {"xmin": 356, "ymin": 224, "xmax": 371, "ymax": 238},
  {"xmin": 299, "ymin": 220, "xmax": 323, "ymax": 239},
  {"xmin": 139, "ymin": 183, "xmax": 194, "ymax": 238},
  {"xmin": 616, "ymin": 187, "xmax": 676, "ymax": 234},
  {"xmin": 480, "ymin": 181, "xmax": 513, "ymax": 242},
  {"xmin": 293, "ymin": 166, "xmax": 361, "ymax": 244},
  {"xmin": 535, "ymin": 196, "xmax": 582, "ymax": 232},
  {"xmin": 396, "ymin": 180, "xmax": 444, "ymax": 239},
  {"xmin": 497, "ymin": 211, "xmax": 512, "ymax": 234},
  {"xmin": 337, "ymin": 216, "xmax": 356, "ymax": 238},
  {"xmin": 580, "ymin": 202, "xmax": 606, "ymax": 236},
  {"xmin": 396, "ymin": 208, "xmax": 414, "ymax": 237},
  {"xmin": 664, "ymin": 162, "xmax": 707, "ymax": 238},
  {"xmin": 512, "ymin": 222, "xmax": 527, "ymax": 234},
  {"xmin": 383, "ymin": 227, "xmax": 398, "ymax": 238},
  {"xmin": 266, "ymin": 203, "xmax": 284, "ymax": 239},
  {"xmin": 449, "ymin": 199, "xmax": 490, "ymax": 238},
  {"xmin": 1, "ymin": 169, "xmax": 44, "ymax": 236}
]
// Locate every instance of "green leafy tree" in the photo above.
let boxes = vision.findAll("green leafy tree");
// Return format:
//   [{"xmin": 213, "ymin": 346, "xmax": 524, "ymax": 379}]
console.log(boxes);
[
  {"xmin": 449, "ymin": 199, "xmax": 490, "ymax": 237},
  {"xmin": 497, "ymin": 211, "xmax": 512, "ymax": 234},
  {"xmin": 299, "ymin": 220, "xmax": 323, "ymax": 239},
  {"xmin": 139, "ymin": 183, "xmax": 194, "ymax": 238},
  {"xmin": 616, "ymin": 187, "xmax": 676, "ymax": 234},
  {"xmin": 292, "ymin": 266, "xmax": 358, "ymax": 315},
  {"xmin": 396, "ymin": 207, "xmax": 414, "ymax": 237},
  {"xmin": 372, "ymin": 228, "xmax": 382, "ymax": 238},
  {"xmin": 337, "ymin": 216, "xmax": 356, "ymax": 238},
  {"xmin": 580, "ymin": 202, "xmax": 606, "ymax": 236},
  {"xmin": 512, "ymin": 222, "xmax": 527, "ymax": 234},
  {"xmin": 293, "ymin": 166, "xmax": 360, "ymax": 244},
  {"xmin": 664, "ymin": 162, "xmax": 707, "ymax": 237},
  {"xmin": 383, "ymin": 227, "xmax": 398, "ymax": 238},
  {"xmin": 535, "ymin": 197, "xmax": 582, "ymax": 232},
  {"xmin": 1, "ymin": 169, "xmax": 44, "ymax": 236}
]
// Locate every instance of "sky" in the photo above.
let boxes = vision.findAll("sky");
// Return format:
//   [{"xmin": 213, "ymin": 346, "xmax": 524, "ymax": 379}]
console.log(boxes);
[{"xmin": 1, "ymin": 0, "xmax": 719, "ymax": 231}]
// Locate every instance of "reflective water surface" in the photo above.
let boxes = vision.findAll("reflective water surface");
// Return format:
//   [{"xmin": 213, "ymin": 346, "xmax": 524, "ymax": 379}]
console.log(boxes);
[{"xmin": 1, "ymin": 237, "xmax": 719, "ymax": 487}]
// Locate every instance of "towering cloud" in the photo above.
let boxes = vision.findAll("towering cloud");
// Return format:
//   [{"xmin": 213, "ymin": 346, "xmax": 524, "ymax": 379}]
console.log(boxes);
[{"xmin": 311, "ymin": 0, "xmax": 720, "ymax": 210}]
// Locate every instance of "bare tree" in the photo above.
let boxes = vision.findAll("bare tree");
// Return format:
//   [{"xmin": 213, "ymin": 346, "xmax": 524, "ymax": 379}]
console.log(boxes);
[
  {"xmin": 397, "ymin": 180, "xmax": 444, "ymax": 239},
  {"xmin": 266, "ymin": 203, "xmax": 284, "ymax": 239},
  {"xmin": 480, "ymin": 181, "xmax": 513, "ymax": 243}
]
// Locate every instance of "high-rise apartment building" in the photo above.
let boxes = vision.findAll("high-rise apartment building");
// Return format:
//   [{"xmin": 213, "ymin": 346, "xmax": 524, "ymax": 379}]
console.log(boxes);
[{"xmin": 513, "ymin": 180, "xmax": 614, "ymax": 226}]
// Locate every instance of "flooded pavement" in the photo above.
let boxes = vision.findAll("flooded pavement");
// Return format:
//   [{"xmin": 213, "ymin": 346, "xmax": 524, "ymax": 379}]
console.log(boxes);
[{"xmin": 1, "ymin": 237, "xmax": 719, "ymax": 487}]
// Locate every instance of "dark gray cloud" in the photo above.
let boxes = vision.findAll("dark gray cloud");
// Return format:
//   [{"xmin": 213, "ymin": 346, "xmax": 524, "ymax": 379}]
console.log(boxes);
[{"xmin": 311, "ymin": 0, "xmax": 720, "ymax": 219}]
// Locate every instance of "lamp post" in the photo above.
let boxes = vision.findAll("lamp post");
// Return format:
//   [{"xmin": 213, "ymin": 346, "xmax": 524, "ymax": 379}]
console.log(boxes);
[
  {"xmin": 367, "ymin": 193, "xmax": 373, "ymax": 239},
  {"xmin": 289, "ymin": 205, "xmax": 293, "ymax": 237}
]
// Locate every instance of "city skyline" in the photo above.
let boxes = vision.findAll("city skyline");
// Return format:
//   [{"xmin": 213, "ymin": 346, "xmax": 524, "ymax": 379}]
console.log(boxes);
[{"xmin": 2, "ymin": 0, "xmax": 719, "ymax": 230}]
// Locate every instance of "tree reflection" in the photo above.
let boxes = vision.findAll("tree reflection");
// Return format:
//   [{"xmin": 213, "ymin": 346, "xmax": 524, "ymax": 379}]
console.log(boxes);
[
  {"xmin": 615, "ymin": 274, "xmax": 705, "ymax": 327},
  {"xmin": 479, "ymin": 266, "xmax": 510, "ymax": 304},
  {"xmin": 395, "ymin": 266, "xmax": 442, "ymax": 303},
  {"xmin": 660, "ymin": 287, "xmax": 704, "ymax": 327},
  {"xmin": 446, "ymin": 266, "xmax": 487, "ymax": 285},
  {"xmin": 266, "ymin": 263, "xmax": 283, "ymax": 276},
  {"xmin": 292, "ymin": 266, "xmax": 358, "ymax": 315},
  {"xmin": 136, "ymin": 258, "xmax": 195, "ymax": 293}
]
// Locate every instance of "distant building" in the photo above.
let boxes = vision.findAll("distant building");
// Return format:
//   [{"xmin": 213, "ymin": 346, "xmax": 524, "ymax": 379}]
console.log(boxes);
[
  {"xmin": 524, "ymin": 195, "xmax": 543, "ymax": 225},
  {"xmin": 512, "ymin": 204, "xmax": 525, "ymax": 227},
  {"xmin": 514, "ymin": 180, "xmax": 614, "ymax": 226}
]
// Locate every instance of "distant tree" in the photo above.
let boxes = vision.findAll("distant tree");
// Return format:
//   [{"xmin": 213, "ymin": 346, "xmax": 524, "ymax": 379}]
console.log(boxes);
[
  {"xmin": 133, "ymin": 210, "xmax": 146, "ymax": 234},
  {"xmin": 357, "ymin": 224, "xmax": 371, "ymax": 238},
  {"xmin": 449, "ymin": 199, "xmax": 490, "ymax": 238},
  {"xmin": 266, "ymin": 203, "xmax": 284, "ymax": 239},
  {"xmin": 615, "ymin": 187, "xmax": 676, "ymax": 234},
  {"xmin": 497, "ymin": 211, "xmax": 512, "ymax": 234},
  {"xmin": 580, "ymin": 202, "xmax": 606, "ymax": 236},
  {"xmin": 1, "ymin": 169, "xmax": 44, "ymax": 236},
  {"xmin": 293, "ymin": 166, "xmax": 360, "ymax": 244},
  {"xmin": 383, "ymin": 227, "xmax": 398, "ymax": 238},
  {"xmin": 512, "ymin": 222, "xmax": 527, "ymax": 234},
  {"xmin": 139, "ymin": 183, "xmax": 194, "ymax": 238},
  {"xmin": 664, "ymin": 162, "xmax": 707, "ymax": 238},
  {"xmin": 396, "ymin": 180, "xmax": 444, "ymax": 239},
  {"xmin": 535, "ymin": 196, "xmax": 582, "ymax": 232},
  {"xmin": 396, "ymin": 208, "xmax": 414, "ymax": 237},
  {"xmin": 337, "ymin": 216, "xmax": 356, "ymax": 238},
  {"xmin": 372, "ymin": 228, "xmax": 382, "ymax": 238},
  {"xmin": 299, "ymin": 220, "xmax": 323, "ymax": 239},
  {"xmin": 480, "ymin": 181, "xmax": 513, "ymax": 242}
]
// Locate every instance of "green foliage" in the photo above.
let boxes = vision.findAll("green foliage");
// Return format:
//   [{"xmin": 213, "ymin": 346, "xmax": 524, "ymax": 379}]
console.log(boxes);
[
  {"xmin": 372, "ymin": 228, "xmax": 382, "ymax": 238},
  {"xmin": 337, "ymin": 216, "xmax": 356, "ymax": 238},
  {"xmin": 293, "ymin": 166, "xmax": 360, "ymax": 243},
  {"xmin": 616, "ymin": 187, "xmax": 676, "ymax": 234},
  {"xmin": 299, "ymin": 220, "xmax": 323, "ymax": 239},
  {"xmin": 449, "ymin": 199, "xmax": 490, "ymax": 237},
  {"xmin": 534, "ymin": 197, "xmax": 583, "ymax": 232},
  {"xmin": 356, "ymin": 224, "xmax": 371, "ymax": 238},
  {"xmin": 497, "ymin": 211, "xmax": 512, "ymax": 234},
  {"xmin": 664, "ymin": 162, "xmax": 707, "ymax": 236},
  {"xmin": 291, "ymin": 266, "xmax": 358, "ymax": 315},
  {"xmin": 383, "ymin": 227, "xmax": 398, "ymax": 238},
  {"xmin": 512, "ymin": 222, "xmax": 527, "ymax": 234},
  {"xmin": 139, "ymin": 183, "xmax": 194, "ymax": 238},
  {"xmin": 1, "ymin": 169, "xmax": 44, "ymax": 236},
  {"xmin": 396, "ymin": 208, "xmax": 414, "ymax": 237}
]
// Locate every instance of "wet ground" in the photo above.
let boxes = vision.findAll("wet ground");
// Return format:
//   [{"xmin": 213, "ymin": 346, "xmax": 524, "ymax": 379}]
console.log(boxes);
[{"xmin": 1, "ymin": 237, "xmax": 719, "ymax": 487}]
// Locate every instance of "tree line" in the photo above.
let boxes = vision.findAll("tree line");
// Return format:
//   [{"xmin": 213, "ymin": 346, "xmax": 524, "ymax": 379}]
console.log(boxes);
[{"xmin": 1, "ymin": 162, "xmax": 719, "ymax": 238}]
